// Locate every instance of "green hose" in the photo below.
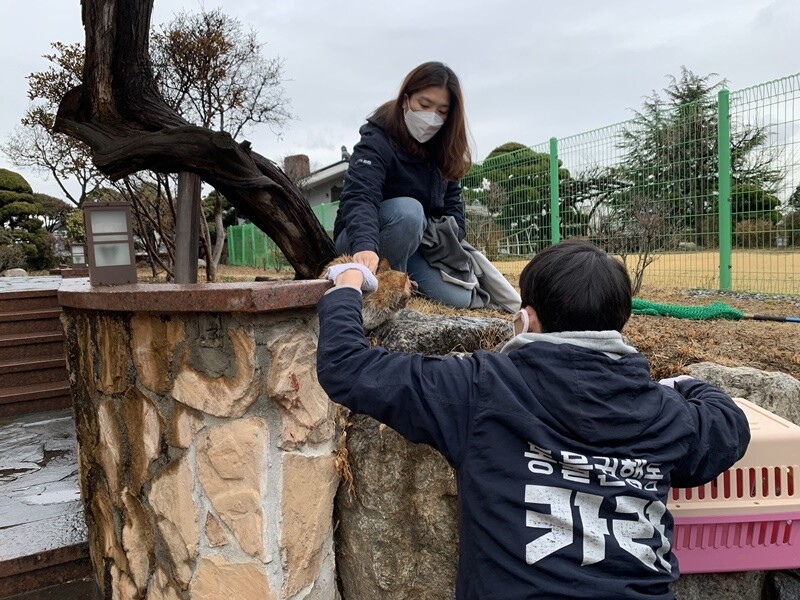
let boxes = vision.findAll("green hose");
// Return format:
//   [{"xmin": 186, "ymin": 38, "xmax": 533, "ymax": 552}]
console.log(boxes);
[{"xmin": 632, "ymin": 298, "xmax": 744, "ymax": 320}]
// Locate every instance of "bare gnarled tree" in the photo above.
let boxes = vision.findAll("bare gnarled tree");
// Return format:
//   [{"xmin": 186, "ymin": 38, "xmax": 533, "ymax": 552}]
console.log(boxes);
[{"xmin": 54, "ymin": 0, "xmax": 334, "ymax": 279}]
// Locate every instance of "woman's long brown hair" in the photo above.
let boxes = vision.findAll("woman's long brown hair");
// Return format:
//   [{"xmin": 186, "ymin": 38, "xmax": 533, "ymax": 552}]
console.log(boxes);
[{"xmin": 370, "ymin": 62, "xmax": 472, "ymax": 181}]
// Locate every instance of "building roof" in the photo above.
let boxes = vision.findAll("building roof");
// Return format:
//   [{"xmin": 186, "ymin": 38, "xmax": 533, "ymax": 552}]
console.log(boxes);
[{"xmin": 300, "ymin": 160, "xmax": 348, "ymax": 190}]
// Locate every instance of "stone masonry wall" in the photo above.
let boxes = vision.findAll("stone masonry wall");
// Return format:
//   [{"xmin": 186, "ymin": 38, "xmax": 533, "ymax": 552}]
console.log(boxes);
[{"xmin": 61, "ymin": 307, "xmax": 339, "ymax": 600}]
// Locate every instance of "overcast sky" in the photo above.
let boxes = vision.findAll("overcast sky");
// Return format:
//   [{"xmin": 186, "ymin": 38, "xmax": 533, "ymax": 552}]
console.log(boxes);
[{"xmin": 1, "ymin": 0, "xmax": 799, "ymax": 201}]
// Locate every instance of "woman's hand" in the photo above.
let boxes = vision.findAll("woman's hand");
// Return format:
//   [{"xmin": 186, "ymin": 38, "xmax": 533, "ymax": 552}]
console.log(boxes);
[{"xmin": 353, "ymin": 250, "xmax": 379, "ymax": 273}]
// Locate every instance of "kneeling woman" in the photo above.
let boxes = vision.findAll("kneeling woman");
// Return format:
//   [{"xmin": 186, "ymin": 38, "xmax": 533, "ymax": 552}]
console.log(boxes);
[{"xmin": 333, "ymin": 61, "xmax": 473, "ymax": 308}]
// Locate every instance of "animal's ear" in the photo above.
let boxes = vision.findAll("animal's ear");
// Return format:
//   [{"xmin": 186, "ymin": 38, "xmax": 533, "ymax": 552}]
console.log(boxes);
[{"xmin": 376, "ymin": 258, "xmax": 392, "ymax": 273}]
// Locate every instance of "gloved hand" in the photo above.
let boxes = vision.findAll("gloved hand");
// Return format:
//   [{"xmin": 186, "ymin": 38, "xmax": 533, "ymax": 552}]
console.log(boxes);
[
  {"xmin": 325, "ymin": 262, "xmax": 379, "ymax": 293},
  {"xmin": 658, "ymin": 375, "xmax": 695, "ymax": 389}
]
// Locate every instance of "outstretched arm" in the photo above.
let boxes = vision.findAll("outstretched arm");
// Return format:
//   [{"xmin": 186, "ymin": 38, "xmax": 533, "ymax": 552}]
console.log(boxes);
[
  {"xmin": 669, "ymin": 378, "xmax": 751, "ymax": 488},
  {"xmin": 316, "ymin": 272, "xmax": 475, "ymax": 467}
]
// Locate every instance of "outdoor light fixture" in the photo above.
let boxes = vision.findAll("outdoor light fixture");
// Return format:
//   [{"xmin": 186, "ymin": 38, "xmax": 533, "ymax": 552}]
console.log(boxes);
[
  {"xmin": 70, "ymin": 243, "xmax": 86, "ymax": 268},
  {"xmin": 82, "ymin": 201, "xmax": 137, "ymax": 286}
]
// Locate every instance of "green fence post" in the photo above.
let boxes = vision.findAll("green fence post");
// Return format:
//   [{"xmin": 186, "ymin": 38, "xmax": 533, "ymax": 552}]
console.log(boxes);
[
  {"xmin": 249, "ymin": 224, "xmax": 256, "ymax": 268},
  {"xmin": 230, "ymin": 226, "xmax": 240, "ymax": 265},
  {"xmin": 717, "ymin": 89, "xmax": 732, "ymax": 290},
  {"xmin": 549, "ymin": 137, "xmax": 560, "ymax": 245}
]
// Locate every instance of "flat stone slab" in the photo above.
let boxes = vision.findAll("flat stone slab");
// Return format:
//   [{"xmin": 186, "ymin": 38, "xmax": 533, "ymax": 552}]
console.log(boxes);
[
  {"xmin": 0, "ymin": 276, "xmax": 66, "ymax": 294},
  {"xmin": 0, "ymin": 409, "xmax": 87, "ymax": 572}
]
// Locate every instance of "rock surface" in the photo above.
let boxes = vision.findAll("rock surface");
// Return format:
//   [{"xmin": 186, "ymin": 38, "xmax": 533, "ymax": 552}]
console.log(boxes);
[
  {"xmin": 335, "ymin": 414, "xmax": 458, "ymax": 600},
  {"xmin": 371, "ymin": 309, "xmax": 510, "ymax": 354},
  {"xmin": 687, "ymin": 362, "xmax": 800, "ymax": 425}
]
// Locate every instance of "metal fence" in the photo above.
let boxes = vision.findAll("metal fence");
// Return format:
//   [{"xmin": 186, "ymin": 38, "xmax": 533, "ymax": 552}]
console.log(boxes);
[
  {"xmin": 227, "ymin": 202, "xmax": 339, "ymax": 269},
  {"xmin": 226, "ymin": 223, "xmax": 284, "ymax": 269},
  {"xmin": 228, "ymin": 74, "xmax": 799, "ymax": 295},
  {"xmin": 462, "ymin": 74, "xmax": 800, "ymax": 294}
]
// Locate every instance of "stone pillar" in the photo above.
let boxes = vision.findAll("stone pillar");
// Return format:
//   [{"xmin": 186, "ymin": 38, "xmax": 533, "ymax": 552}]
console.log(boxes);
[{"xmin": 58, "ymin": 280, "xmax": 339, "ymax": 600}]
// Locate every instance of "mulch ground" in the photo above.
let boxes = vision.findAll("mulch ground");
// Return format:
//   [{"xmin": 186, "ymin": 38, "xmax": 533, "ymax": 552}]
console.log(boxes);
[
  {"xmin": 624, "ymin": 287, "xmax": 800, "ymax": 381},
  {"xmin": 409, "ymin": 285, "xmax": 800, "ymax": 382}
]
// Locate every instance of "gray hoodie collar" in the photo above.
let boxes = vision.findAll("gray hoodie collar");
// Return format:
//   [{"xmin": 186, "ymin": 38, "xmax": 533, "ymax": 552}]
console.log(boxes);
[{"xmin": 499, "ymin": 330, "xmax": 637, "ymax": 359}]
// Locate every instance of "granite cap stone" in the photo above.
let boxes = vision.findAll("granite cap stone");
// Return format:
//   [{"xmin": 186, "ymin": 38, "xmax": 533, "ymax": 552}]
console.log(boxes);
[{"xmin": 58, "ymin": 279, "xmax": 331, "ymax": 314}]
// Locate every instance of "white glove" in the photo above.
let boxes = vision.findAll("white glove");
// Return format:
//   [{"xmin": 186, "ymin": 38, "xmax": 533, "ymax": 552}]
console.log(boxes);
[
  {"xmin": 658, "ymin": 375, "xmax": 695, "ymax": 389},
  {"xmin": 325, "ymin": 262, "xmax": 379, "ymax": 293}
]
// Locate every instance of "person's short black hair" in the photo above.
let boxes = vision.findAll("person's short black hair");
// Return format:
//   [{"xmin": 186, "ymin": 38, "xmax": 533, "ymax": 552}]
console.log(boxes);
[{"xmin": 519, "ymin": 240, "xmax": 632, "ymax": 332}]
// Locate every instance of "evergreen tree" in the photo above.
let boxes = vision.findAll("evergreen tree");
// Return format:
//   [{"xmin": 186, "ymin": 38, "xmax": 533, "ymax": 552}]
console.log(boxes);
[
  {"xmin": 619, "ymin": 67, "xmax": 782, "ymax": 245},
  {"xmin": 0, "ymin": 168, "xmax": 55, "ymax": 269},
  {"xmin": 463, "ymin": 142, "xmax": 578, "ymax": 253}
]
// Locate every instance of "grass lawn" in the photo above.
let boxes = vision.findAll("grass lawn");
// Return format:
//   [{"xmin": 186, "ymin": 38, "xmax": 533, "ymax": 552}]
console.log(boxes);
[{"xmin": 492, "ymin": 249, "xmax": 800, "ymax": 295}]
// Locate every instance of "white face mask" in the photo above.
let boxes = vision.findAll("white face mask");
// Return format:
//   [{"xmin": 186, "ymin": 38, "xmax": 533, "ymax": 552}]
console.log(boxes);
[
  {"xmin": 404, "ymin": 109, "xmax": 445, "ymax": 143},
  {"xmin": 512, "ymin": 309, "xmax": 529, "ymax": 336}
]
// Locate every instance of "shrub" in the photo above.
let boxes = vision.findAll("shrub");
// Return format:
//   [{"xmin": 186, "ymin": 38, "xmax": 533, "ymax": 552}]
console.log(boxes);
[
  {"xmin": 734, "ymin": 219, "xmax": 776, "ymax": 248},
  {"xmin": 0, "ymin": 168, "xmax": 33, "ymax": 194},
  {"xmin": 9, "ymin": 230, "xmax": 55, "ymax": 271},
  {"xmin": 779, "ymin": 211, "xmax": 800, "ymax": 247},
  {"xmin": 0, "ymin": 243, "xmax": 26, "ymax": 272}
]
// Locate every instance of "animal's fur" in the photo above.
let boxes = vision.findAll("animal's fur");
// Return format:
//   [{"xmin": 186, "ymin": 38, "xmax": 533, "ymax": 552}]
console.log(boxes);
[{"xmin": 323, "ymin": 256, "xmax": 413, "ymax": 330}]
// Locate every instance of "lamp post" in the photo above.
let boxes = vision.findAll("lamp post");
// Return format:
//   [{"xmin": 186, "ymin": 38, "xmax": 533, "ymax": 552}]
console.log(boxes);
[
  {"xmin": 70, "ymin": 243, "xmax": 86, "ymax": 268},
  {"xmin": 82, "ymin": 201, "xmax": 137, "ymax": 286}
]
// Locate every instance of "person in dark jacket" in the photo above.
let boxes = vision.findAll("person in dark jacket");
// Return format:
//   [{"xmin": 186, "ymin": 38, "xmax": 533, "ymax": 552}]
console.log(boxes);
[
  {"xmin": 333, "ymin": 61, "xmax": 475, "ymax": 308},
  {"xmin": 316, "ymin": 239, "xmax": 751, "ymax": 600}
]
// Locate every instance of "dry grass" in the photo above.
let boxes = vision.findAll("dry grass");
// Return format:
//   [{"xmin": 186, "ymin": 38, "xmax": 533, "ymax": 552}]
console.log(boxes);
[
  {"xmin": 136, "ymin": 264, "xmax": 296, "ymax": 283},
  {"xmin": 407, "ymin": 295, "xmax": 510, "ymax": 321},
  {"xmin": 492, "ymin": 250, "xmax": 800, "ymax": 295},
  {"xmin": 412, "ymin": 283, "xmax": 800, "ymax": 382},
  {"xmin": 409, "ymin": 280, "xmax": 799, "ymax": 382}
]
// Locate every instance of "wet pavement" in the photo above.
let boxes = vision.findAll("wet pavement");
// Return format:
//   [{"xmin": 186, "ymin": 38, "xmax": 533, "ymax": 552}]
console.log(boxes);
[
  {"xmin": 0, "ymin": 409, "xmax": 87, "ymax": 564},
  {"xmin": 0, "ymin": 277, "xmax": 64, "ymax": 294}
]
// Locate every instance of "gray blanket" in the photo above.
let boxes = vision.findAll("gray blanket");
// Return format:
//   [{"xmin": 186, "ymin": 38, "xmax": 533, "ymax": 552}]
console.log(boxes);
[{"xmin": 419, "ymin": 216, "xmax": 521, "ymax": 313}]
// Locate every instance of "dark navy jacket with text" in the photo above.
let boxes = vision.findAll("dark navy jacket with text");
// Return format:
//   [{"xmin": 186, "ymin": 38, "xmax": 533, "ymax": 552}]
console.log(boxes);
[
  {"xmin": 316, "ymin": 288, "xmax": 750, "ymax": 600},
  {"xmin": 333, "ymin": 120, "xmax": 466, "ymax": 254}
]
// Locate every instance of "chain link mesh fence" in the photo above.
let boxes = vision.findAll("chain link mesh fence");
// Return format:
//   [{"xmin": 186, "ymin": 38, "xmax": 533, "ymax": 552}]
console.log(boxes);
[{"xmin": 461, "ymin": 74, "xmax": 800, "ymax": 294}]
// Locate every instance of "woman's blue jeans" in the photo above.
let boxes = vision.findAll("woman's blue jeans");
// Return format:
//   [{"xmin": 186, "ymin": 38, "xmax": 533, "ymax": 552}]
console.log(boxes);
[{"xmin": 334, "ymin": 197, "xmax": 472, "ymax": 308}]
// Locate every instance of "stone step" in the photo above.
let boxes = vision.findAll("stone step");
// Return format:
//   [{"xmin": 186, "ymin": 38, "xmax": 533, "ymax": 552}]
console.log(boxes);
[
  {"xmin": 0, "ymin": 333, "xmax": 65, "ymax": 361},
  {"xmin": 0, "ymin": 355, "xmax": 68, "ymax": 388},
  {"xmin": 0, "ymin": 309, "xmax": 63, "ymax": 336},
  {"xmin": 0, "ymin": 381, "xmax": 72, "ymax": 419},
  {"xmin": 0, "ymin": 543, "xmax": 93, "ymax": 599},
  {"xmin": 0, "ymin": 290, "xmax": 60, "ymax": 314},
  {"xmin": 0, "ymin": 410, "xmax": 94, "ymax": 599},
  {"xmin": 0, "ymin": 576, "xmax": 100, "ymax": 600}
]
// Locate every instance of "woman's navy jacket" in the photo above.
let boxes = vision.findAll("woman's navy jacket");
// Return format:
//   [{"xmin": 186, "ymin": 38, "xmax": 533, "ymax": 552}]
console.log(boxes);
[{"xmin": 333, "ymin": 121, "xmax": 466, "ymax": 254}]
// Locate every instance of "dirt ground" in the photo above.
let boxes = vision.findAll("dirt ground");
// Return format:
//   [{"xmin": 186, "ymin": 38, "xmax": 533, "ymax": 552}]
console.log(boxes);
[
  {"xmin": 410, "ymin": 285, "xmax": 800, "ymax": 382},
  {"xmin": 620, "ymin": 286, "xmax": 800, "ymax": 382},
  {"xmin": 141, "ymin": 265, "xmax": 800, "ymax": 382}
]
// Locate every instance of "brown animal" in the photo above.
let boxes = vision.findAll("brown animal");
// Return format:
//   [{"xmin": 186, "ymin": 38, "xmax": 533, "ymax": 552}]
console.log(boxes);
[{"xmin": 322, "ymin": 256, "xmax": 414, "ymax": 330}]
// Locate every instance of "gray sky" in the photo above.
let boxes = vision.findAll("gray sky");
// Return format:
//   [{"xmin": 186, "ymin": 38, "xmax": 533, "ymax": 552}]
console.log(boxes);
[{"xmin": 1, "ymin": 0, "xmax": 799, "ymax": 201}]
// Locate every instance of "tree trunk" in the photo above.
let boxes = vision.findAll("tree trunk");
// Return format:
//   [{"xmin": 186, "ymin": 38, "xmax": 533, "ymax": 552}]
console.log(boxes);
[
  {"xmin": 54, "ymin": 0, "xmax": 334, "ymax": 279},
  {"xmin": 174, "ymin": 172, "xmax": 200, "ymax": 284},
  {"xmin": 211, "ymin": 196, "xmax": 226, "ymax": 279}
]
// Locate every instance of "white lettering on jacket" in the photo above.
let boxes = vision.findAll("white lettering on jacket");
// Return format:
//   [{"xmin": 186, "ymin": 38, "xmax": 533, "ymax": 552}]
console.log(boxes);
[
  {"xmin": 522, "ymin": 443, "xmax": 670, "ymax": 572},
  {"xmin": 524, "ymin": 486, "xmax": 671, "ymax": 572}
]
